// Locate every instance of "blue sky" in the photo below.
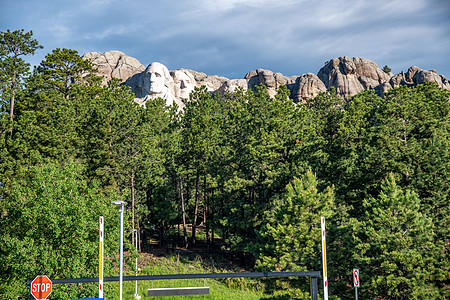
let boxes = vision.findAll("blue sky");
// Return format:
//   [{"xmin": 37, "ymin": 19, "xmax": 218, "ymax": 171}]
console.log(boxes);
[{"xmin": 2, "ymin": 0, "xmax": 449, "ymax": 79}]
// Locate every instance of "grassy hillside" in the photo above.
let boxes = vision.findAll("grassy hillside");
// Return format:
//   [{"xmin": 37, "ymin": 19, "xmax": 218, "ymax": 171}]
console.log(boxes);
[{"xmin": 109, "ymin": 253, "xmax": 266, "ymax": 299}]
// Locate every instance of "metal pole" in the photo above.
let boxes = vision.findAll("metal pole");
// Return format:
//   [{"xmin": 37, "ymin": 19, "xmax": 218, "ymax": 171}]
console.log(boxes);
[
  {"xmin": 310, "ymin": 276, "xmax": 318, "ymax": 300},
  {"xmin": 355, "ymin": 287, "xmax": 358, "ymax": 300},
  {"xmin": 112, "ymin": 200, "xmax": 126, "ymax": 300},
  {"xmin": 99, "ymin": 216, "xmax": 104, "ymax": 298},
  {"xmin": 321, "ymin": 217, "xmax": 328, "ymax": 300},
  {"xmin": 119, "ymin": 203, "xmax": 124, "ymax": 300},
  {"xmin": 134, "ymin": 229, "xmax": 139, "ymax": 298}
]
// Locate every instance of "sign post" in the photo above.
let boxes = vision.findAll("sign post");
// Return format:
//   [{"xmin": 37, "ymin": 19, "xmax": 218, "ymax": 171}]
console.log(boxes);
[
  {"xmin": 99, "ymin": 216, "xmax": 104, "ymax": 298},
  {"xmin": 321, "ymin": 217, "xmax": 328, "ymax": 300},
  {"xmin": 30, "ymin": 275, "xmax": 52, "ymax": 300},
  {"xmin": 353, "ymin": 268, "xmax": 360, "ymax": 300}
]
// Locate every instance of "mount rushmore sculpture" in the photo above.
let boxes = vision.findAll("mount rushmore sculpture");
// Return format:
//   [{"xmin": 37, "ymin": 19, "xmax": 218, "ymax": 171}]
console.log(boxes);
[{"xmin": 83, "ymin": 51, "xmax": 450, "ymax": 109}]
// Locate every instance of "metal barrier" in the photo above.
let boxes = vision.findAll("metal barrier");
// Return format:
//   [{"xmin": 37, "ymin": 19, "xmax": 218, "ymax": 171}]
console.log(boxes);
[{"xmin": 28, "ymin": 271, "xmax": 321, "ymax": 300}]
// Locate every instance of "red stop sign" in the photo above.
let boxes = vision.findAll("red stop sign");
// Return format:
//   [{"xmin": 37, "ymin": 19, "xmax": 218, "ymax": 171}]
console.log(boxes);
[{"xmin": 30, "ymin": 275, "xmax": 52, "ymax": 300}]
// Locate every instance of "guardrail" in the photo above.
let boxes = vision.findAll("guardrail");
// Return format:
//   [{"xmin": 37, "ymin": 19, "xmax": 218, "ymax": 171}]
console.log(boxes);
[{"xmin": 27, "ymin": 271, "xmax": 321, "ymax": 300}]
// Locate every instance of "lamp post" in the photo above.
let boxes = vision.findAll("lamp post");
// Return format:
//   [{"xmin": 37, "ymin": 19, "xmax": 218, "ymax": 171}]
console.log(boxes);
[
  {"xmin": 133, "ymin": 228, "xmax": 140, "ymax": 299},
  {"xmin": 112, "ymin": 200, "xmax": 125, "ymax": 300}
]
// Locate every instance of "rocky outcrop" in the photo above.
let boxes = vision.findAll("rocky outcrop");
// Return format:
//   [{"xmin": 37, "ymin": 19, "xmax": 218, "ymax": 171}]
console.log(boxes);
[
  {"xmin": 292, "ymin": 73, "xmax": 327, "ymax": 103},
  {"xmin": 246, "ymin": 69, "xmax": 277, "ymax": 97},
  {"xmin": 408, "ymin": 67, "xmax": 450, "ymax": 89},
  {"xmin": 389, "ymin": 72, "xmax": 409, "ymax": 88},
  {"xmin": 376, "ymin": 66, "xmax": 450, "ymax": 96},
  {"xmin": 83, "ymin": 51, "xmax": 449, "ymax": 106},
  {"xmin": 82, "ymin": 51, "xmax": 145, "ymax": 85},
  {"xmin": 186, "ymin": 69, "xmax": 228, "ymax": 92},
  {"xmin": 318, "ymin": 56, "xmax": 391, "ymax": 98},
  {"xmin": 218, "ymin": 79, "xmax": 248, "ymax": 95},
  {"xmin": 245, "ymin": 69, "xmax": 297, "ymax": 98}
]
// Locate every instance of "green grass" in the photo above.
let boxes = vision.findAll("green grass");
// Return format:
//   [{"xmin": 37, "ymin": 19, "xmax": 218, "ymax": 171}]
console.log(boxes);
[{"xmin": 114, "ymin": 254, "xmax": 266, "ymax": 299}]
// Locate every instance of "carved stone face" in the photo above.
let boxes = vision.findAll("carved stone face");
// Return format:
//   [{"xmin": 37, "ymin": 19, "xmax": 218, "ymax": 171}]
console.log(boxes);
[
  {"xmin": 172, "ymin": 70, "xmax": 195, "ymax": 99},
  {"xmin": 142, "ymin": 62, "xmax": 171, "ymax": 96}
]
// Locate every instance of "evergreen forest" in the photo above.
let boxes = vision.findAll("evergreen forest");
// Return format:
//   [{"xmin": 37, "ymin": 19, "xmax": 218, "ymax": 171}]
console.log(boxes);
[{"xmin": 1, "ymin": 29, "xmax": 449, "ymax": 299}]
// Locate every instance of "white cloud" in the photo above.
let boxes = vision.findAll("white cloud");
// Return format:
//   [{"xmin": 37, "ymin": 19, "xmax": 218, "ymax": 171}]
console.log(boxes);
[{"xmin": 194, "ymin": 0, "xmax": 303, "ymax": 11}]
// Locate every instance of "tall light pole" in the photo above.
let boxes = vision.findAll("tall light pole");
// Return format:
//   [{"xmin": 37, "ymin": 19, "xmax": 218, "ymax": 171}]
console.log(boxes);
[
  {"xmin": 133, "ymin": 229, "xmax": 140, "ymax": 299},
  {"xmin": 112, "ymin": 200, "xmax": 125, "ymax": 300}
]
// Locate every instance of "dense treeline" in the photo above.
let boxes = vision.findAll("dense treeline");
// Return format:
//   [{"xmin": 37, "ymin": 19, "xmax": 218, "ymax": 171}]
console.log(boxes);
[{"xmin": 0, "ymin": 30, "xmax": 448, "ymax": 299}]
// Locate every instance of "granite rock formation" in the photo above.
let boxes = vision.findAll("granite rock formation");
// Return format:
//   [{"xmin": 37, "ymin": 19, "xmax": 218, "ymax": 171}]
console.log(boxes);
[
  {"xmin": 245, "ymin": 69, "xmax": 297, "ymax": 98},
  {"xmin": 82, "ymin": 52, "xmax": 449, "ymax": 107},
  {"xmin": 185, "ymin": 69, "xmax": 228, "ymax": 92},
  {"xmin": 82, "ymin": 51, "xmax": 145, "ymax": 85},
  {"xmin": 292, "ymin": 73, "xmax": 327, "ymax": 103},
  {"xmin": 317, "ymin": 56, "xmax": 391, "ymax": 97},
  {"xmin": 218, "ymin": 79, "xmax": 248, "ymax": 95},
  {"xmin": 376, "ymin": 66, "xmax": 450, "ymax": 96}
]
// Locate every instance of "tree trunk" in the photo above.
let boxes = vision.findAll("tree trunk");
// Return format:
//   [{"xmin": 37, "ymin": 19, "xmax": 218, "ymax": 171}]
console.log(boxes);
[
  {"xmin": 131, "ymin": 174, "xmax": 135, "ymax": 246},
  {"xmin": 177, "ymin": 221, "xmax": 180, "ymax": 247},
  {"xmin": 192, "ymin": 170, "xmax": 200, "ymax": 245},
  {"xmin": 159, "ymin": 220, "xmax": 165, "ymax": 247},
  {"xmin": 180, "ymin": 175, "xmax": 188, "ymax": 248},
  {"xmin": 9, "ymin": 70, "xmax": 17, "ymax": 138},
  {"xmin": 138, "ymin": 187, "xmax": 142, "ymax": 252},
  {"xmin": 137, "ymin": 220, "xmax": 141, "ymax": 253},
  {"xmin": 204, "ymin": 174, "xmax": 210, "ymax": 251},
  {"xmin": 205, "ymin": 204, "xmax": 210, "ymax": 252}
]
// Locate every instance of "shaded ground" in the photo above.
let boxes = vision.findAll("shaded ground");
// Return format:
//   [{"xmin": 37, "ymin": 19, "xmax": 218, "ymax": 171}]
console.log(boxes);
[{"xmin": 135, "ymin": 225, "xmax": 255, "ymax": 272}]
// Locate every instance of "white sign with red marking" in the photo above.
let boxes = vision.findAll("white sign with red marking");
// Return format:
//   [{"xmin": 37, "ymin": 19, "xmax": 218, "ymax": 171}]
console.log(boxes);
[
  {"xmin": 353, "ymin": 269, "xmax": 360, "ymax": 287},
  {"xmin": 321, "ymin": 217, "xmax": 328, "ymax": 300},
  {"xmin": 99, "ymin": 216, "xmax": 104, "ymax": 298}
]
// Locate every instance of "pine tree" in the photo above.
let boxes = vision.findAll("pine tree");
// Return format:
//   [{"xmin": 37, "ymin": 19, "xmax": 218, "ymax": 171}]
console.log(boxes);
[
  {"xmin": 255, "ymin": 169, "xmax": 335, "ymax": 299},
  {"xmin": 0, "ymin": 29, "xmax": 42, "ymax": 132},
  {"xmin": 355, "ymin": 174, "xmax": 438, "ymax": 299}
]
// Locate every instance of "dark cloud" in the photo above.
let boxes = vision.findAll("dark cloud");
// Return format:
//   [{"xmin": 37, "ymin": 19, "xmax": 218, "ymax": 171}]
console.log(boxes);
[{"xmin": 1, "ymin": 0, "xmax": 449, "ymax": 79}]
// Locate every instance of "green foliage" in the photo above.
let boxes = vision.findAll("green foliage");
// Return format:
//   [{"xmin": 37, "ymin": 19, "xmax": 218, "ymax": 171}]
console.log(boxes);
[
  {"xmin": 215, "ymin": 85, "xmax": 317, "ymax": 251},
  {"xmin": 314, "ymin": 83, "xmax": 450, "ymax": 298},
  {"xmin": 0, "ymin": 160, "xmax": 123, "ymax": 299},
  {"xmin": 81, "ymin": 79, "xmax": 143, "ymax": 185},
  {"xmin": 254, "ymin": 170, "xmax": 335, "ymax": 299},
  {"xmin": 1, "ymin": 29, "xmax": 450, "ymax": 299},
  {"xmin": 0, "ymin": 29, "xmax": 42, "ymax": 107},
  {"xmin": 1, "ymin": 48, "xmax": 100, "ymax": 174},
  {"xmin": 382, "ymin": 65, "xmax": 392, "ymax": 74},
  {"xmin": 0, "ymin": 29, "xmax": 42, "ymax": 140},
  {"xmin": 35, "ymin": 48, "xmax": 98, "ymax": 99},
  {"xmin": 326, "ymin": 90, "xmax": 384, "ymax": 211},
  {"xmin": 136, "ymin": 95, "xmax": 179, "ymax": 239},
  {"xmin": 354, "ymin": 175, "xmax": 438, "ymax": 299}
]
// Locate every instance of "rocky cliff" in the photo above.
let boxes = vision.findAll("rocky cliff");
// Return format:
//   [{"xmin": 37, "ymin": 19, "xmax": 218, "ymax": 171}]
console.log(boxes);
[
  {"xmin": 82, "ymin": 52, "xmax": 450, "ymax": 105},
  {"xmin": 318, "ymin": 56, "xmax": 392, "ymax": 97},
  {"xmin": 82, "ymin": 51, "xmax": 145, "ymax": 85}
]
